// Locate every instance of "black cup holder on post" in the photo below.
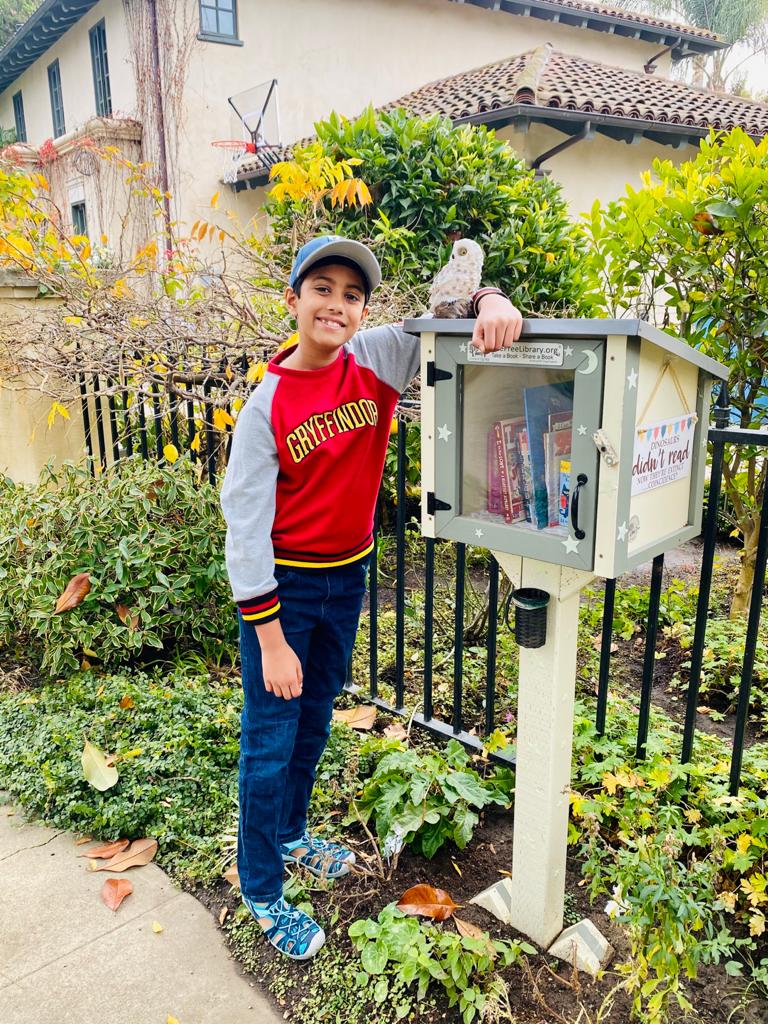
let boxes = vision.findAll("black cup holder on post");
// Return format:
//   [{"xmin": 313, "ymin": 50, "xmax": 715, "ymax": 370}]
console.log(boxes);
[{"xmin": 508, "ymin": 588, "xmax": 550, "ymax": 649}]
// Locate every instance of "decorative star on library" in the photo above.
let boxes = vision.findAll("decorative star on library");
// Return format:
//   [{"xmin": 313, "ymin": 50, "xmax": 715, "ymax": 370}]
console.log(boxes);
[
  {"xmin": 562, "ymin": 535, "xmax": 580, "ymax": 554},
  {"xmin": 577, "ymin": 424, "xmax": 587, "ymax": 436},
  {"xmin": 627, "ymin": 368, "xmax": 638, "ymax": 390},
  {"xmin": 564, "ymin": 346, "xmax": 573, "ymax": 357},
  {"xmin": 474, "ymin": 528, "xmax": 484, "ymax": 538},
  {"xmin": 458, "ymin": 342, "xmax": 467, "ymax": 353},
  {"xmin": 617, "ymin": 521, "xmax": 628, "ymax": 542},
  {"xmin": 437, "ymin": 423, "xmax": 452, "ymax": 442}
]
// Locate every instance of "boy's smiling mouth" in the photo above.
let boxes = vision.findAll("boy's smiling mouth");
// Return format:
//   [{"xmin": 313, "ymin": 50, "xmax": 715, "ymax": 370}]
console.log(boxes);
[{"xmin": 316, "ymin": 317, "xmax": 345, "ymax": 330}]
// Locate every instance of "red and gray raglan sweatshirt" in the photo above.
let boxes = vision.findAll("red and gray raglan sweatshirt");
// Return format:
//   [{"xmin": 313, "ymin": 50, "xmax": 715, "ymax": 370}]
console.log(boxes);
[{"xmin": 220, "ymin": 324, "xmax": 420, "ymax": 624}]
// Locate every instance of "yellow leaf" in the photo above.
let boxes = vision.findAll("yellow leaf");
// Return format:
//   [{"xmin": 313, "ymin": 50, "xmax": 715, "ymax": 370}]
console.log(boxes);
[
  {"xmin": 232, "ymin": 397, "xmax": 244, "ymax": 413},
  {"xmin": 210, "ymin": 191, "xmax": 220, "ymax": 208},
  {"xmin": 190, "ymin": 432, "xmax": 201, "ymax": 453},
  {"xmin": 163, "ymin": 443, "xmax": 179, "ymax": 464},
  {"xmin": 81, "ymin": 737, "xmax": 119, "ymax": 792},
  {"xmin": 212, "ymin": 408, "xmax": 235, "ymax": 431},
  {"xmin": 47, "ymin": 401, "xmax": 71, "ymax": 428},
  {"xmin": 167, "ymin": 1017, "xmax": 181, "ymax": 1024},
  {"xmin": 246, "ymin": 361, "xmax": 266, "ymax": 384},
  {"xmin": 602, "ymin": 772, "xmax": 619, "ymax": 796},
  {"xmin": 749, "ymin": 912, "xmax": 765, "ymax": 937},
  {"xmin": 152, "ymin": 921, "xmax": 164, "ymax": 933},
  {"xmin": 736, "ymin": 833, "xmax": 753, "ymax": 855}
]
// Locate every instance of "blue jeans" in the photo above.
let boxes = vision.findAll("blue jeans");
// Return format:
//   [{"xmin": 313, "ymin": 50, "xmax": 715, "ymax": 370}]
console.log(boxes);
[{"xmin": 237, "ymin": 560, "xmax": 369, "ymax": 903}]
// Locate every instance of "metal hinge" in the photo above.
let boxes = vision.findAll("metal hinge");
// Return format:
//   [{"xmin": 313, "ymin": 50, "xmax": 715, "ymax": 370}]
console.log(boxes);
[
  {"xmin": 426, "ymin": 361, "xmax": 453, "ymax": 387},
  {"xmin": 426, "ymin": 492, "xmax": 452, "ymax": 515}
]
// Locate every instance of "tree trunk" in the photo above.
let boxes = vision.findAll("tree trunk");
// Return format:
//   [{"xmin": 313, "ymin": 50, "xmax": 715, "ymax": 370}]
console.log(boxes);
[{"xmin": 730, "ymin": 516, "xmax": 760, "ymax": 619}]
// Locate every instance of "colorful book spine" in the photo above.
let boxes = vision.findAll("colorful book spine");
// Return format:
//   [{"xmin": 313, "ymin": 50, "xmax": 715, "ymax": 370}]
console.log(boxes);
[
  {"xmin": 487, "ymin": 429, "xmax": 502, "ymax": 515},
  {"xmin": 559, "ymin": 460, "xmax": 571, "ymax": 528},
  {"xmin": 493, "ymin": 422, "xmax": 514, "ymax": 523}
]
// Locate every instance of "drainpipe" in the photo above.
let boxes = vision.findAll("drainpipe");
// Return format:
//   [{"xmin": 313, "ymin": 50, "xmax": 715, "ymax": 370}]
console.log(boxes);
[
  {"xmin": 147, "ymin": 0, "xmax": 172, "ymax": 257},
  {"xmin": 530, "ymin": 120, "xmax": 593, "ymax": 177}
]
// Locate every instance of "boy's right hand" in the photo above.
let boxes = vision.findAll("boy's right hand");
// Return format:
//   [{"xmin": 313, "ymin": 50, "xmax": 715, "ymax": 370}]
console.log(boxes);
[{"xmin": 260, "ymin": 640, "xmax": 303, "ymax": 700}]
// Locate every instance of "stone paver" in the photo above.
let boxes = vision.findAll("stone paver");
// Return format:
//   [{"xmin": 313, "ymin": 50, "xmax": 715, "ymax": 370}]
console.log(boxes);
[{"xmin": 0, "ymin": 800, "xmax": 282, "ymax": 1024}]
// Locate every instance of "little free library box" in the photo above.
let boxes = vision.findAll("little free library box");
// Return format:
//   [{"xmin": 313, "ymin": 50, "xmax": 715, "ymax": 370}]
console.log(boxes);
[{"xmin": 405, "ymin": 318, "xmax": 730, "ymax": 579}]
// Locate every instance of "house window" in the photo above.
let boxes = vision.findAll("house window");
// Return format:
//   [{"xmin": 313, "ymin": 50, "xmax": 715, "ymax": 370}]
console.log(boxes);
[
  {"xmin": 198, "ymin": 0, "xmax": 241, "ymax": 44},
  {"xmin": 12, "ymin": 91, "xmax": 26, "ymax": 143},
  {"xmin": 89, "ymin": 20, "xmax": 112, "ymax": 117},
  {"xmin": 71, "ymin": 201, "xmax": 88, "ymax": 237},
  {"xmin": 48, "ymin": 59, "xmax": 66, "ymax": 138}
]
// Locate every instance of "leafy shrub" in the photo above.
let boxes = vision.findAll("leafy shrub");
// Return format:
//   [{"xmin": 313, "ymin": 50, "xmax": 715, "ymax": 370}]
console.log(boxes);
[
  {"xmin": 570, "ymin": 694, "xmax": 768, "ymax": 1016},
  {"xmin": 674, "ymin": 616, "xmax": 768, "ymax": 725},
  {"xmin": 0, "ymin": 665, "xmax": 242, "ymax": 882},
  {"xmin": 0, "ymin": 457, "xmax": 235, "ymax": 678},
  {"xmin": 349, "ymin": 736, "xmax": 512, "ymax": 858},
  {"xmin": 349, "ymin": 904, "xmax": 531, "ymax": 1023},
  {"xmin": 269, "ymin": 107, "xmax": 593, "ymax": 314},
  {"xmin": 580, "ymin": 578, "xmax": 700, "ymax": 642}
]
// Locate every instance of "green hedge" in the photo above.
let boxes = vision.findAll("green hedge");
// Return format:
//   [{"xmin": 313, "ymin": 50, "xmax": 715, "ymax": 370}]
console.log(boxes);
[{"xmin": 0, "ymin": 457, "xmax": 236, "ymax": 679}]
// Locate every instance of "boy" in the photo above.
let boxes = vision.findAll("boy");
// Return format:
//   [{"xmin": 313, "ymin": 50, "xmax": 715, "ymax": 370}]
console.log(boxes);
[{"xmin": 220, "ymin": 236, "xmax": 522, "ymax": 960}]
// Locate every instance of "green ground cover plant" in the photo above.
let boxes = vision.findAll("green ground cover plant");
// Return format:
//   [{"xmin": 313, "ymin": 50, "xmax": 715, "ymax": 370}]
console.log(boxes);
[
  {"xmin": 0, "ymin": 458, "xmax": 235, "ymax": 678},
  {"xmin": 349, "ymin": 735, "xmax": 514, "ymax": 860},
  {"xmin": 570, "ymin": 695, "xmax": 768, "ymax": 1021},
  {"xmin": 349, "ymin": 904, "xmax": 532, "ymax": 1024},
  {"xmin": 0, "ymin": 664, "xmax": 241, "ymax": 883}
]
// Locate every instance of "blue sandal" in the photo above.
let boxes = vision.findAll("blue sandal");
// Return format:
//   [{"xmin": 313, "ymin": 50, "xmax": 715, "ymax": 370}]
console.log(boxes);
[
  {"xmin": 280, "ymin": 830, "xmax": 356, "ymax": 879},
  {"xmin": 243, "ymin": 894, "xmax": 325, "ymax": 960}
]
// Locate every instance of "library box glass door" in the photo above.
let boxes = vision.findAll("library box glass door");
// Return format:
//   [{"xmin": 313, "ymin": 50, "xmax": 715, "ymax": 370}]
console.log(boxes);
[{"xmin": 432, "ymin": 336, "xmax": 605, "ymax": 571}]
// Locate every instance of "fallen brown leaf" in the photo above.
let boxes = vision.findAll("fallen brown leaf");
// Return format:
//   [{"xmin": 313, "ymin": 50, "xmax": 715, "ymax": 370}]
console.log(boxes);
[
  {"xmin": 219, "ymin": 907, "xmax": 229, "ymax": 925},
  {"xmin": 54, "ymin": 572, "xmax": 91, "ymax": 614},
  {"xmin": 396, "ymin": 884, "xmax": 459, "ymax": 921},
  {"xmin": 90, "ymin": 837, "xmax": 158, "ymax": 872},
  {"xmin": 74, "ymin": 836, "xmax": 93, "ymax": 846},
  {"xmin": 224, "ymin": 863, "xmax": 240, "ymax": 889},
  {"xmin": 383, "ymin": 722, "xmax": 408, "ymax": 741},
  {"xmin": 119, "ymin": 694, "xmax": 136, "ymax": 709},
  {"xmin": 78, "ymin": 838, "xmax": 130, "ymax": 859},
  {"xmin": 332, "ymin": 705, "xmax": 377, "ymax": 731},
  {"xmin": 116, "ymin": 604, "xmax": 140, "ymax": 631},
  {"xmin": 101, "ymin": 877, "xmax": 133, "ymax": 911},
  {"xmin": 454, "ymin": 917, "xmax": 497, "ymax": 957}
]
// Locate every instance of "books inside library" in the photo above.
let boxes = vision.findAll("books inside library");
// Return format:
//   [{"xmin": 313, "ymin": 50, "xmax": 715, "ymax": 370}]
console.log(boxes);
[{"xmin": 462, "ymin": 366, "xmax": 575, "ymax": 535}]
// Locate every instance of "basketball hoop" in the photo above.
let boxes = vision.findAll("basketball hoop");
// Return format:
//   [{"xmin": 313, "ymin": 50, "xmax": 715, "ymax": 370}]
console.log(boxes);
[{"xmin": 211, "ymin": 140, "xmax": 257, "ymax": 153}]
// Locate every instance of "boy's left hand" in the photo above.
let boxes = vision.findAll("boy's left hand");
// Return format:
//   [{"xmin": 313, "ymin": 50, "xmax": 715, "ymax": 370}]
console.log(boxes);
[{"xmin": 472, "ymin": 294, "xmax": 523, "ymax": 353}]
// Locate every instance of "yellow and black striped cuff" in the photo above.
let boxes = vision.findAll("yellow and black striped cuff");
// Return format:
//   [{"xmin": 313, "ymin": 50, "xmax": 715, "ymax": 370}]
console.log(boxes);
[{"xmin": 238, "ymin": 589, "xmax": 280, "ymax": 624}]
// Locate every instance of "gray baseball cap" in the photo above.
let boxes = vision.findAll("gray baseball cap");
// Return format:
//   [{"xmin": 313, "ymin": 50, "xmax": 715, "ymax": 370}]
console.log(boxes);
[{"xmin": 289, "ymin": 235, "xmax": 382, "ymax": 294}]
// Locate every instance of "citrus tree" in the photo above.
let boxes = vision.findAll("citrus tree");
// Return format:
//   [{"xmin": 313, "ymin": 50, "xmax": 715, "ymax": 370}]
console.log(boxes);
[{"xmin": 583, "ymin": 127, "xmax": 768, "ymax": 617}]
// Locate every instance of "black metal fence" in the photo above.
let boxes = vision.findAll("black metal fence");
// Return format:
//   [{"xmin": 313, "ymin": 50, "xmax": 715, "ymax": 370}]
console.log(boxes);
[{"xmin": 80, "ymin": 377, "xmax": 766, "ymax": 795}]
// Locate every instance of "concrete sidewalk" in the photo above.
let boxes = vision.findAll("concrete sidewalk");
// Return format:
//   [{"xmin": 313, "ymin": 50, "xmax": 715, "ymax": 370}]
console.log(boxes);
[{"xmin": 0, "ymin": 796, "xmax": 282, "ymax": 1024}]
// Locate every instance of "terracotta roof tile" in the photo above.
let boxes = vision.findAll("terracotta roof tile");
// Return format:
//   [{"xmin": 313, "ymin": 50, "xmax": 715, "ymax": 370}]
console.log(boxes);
[
  {"xmin": 477, "ymin": 0, "xmax": 722, "ymax": 44},
  {"xmin": 228, "ymin": 45, "xmax": 768, "ymax": 185},
  {"xmin": 384, "ymin": 44, "xmax": 768, "ymax": 137}
]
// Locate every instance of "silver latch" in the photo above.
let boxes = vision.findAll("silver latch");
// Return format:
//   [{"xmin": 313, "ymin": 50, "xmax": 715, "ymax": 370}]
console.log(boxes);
[{"xmin": 592, "ymin": 429, "xmax": 619, "ymax": 467}]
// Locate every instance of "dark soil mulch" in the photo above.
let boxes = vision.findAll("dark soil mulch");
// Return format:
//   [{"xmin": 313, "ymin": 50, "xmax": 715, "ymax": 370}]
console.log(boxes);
[{"xmin": 186, "ymin": 807, "xmax": 764, "ymax": 1024}]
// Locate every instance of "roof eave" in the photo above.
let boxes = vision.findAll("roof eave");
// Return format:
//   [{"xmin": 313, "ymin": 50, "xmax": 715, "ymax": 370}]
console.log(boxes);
[
  {"xmin": 454, "ymin": 103, "xmax": 745, "ymax": 145},
  {"xmin": 450, "ymin": 0, "xmax": 728, "ymax": 56},
  {"xmin": 0, "ymin": 0, "xmax": 100, "ymax": 95},
  {"xmin": 228, "ymin": 104, "xmax": 732, "ymax": 190}
]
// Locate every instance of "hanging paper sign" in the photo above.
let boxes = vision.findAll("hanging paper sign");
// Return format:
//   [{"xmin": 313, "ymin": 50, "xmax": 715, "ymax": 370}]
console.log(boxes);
[{"xmin": 632, "ymin": 414, "xmax": 698, "ymax": 495}]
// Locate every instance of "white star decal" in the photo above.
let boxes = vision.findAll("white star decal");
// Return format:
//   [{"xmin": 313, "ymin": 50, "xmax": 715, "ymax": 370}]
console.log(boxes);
[
  {"xmin": 459, "ymin": 343, "xmax": 467, "ymax": 353},
  {"xmin": 474, "ymin": 528, "xmax": 484, "ymax": 538},
  {"xmin": 437, "ymin": 423, "xmax": 452, "ymax": 442},
  {"xmin": 617, "ymin": 521, "xmax": 628, "ymax": 542},
  {"xmin": 562, "ymin": 535, "xmax": 580, "ymax": 554},
  {"xmin": 577, "ymin": 424, "xmax": 587, "ymax": 436},
  {"xmin": 564, "ymin": 346, "xmax": 574, "ymax": 357},
  {"xmin": 627, "ymin": 368, "xmax": 638, "ymax": 390}
]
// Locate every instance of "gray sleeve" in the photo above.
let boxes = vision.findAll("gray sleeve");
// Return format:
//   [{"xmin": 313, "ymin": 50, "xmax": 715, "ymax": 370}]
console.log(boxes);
[
  {"xmin": 219, "ymin": 374, "xmax": 280, "ymax": 605},
  {"xmin": 346, "ymin": 323, "xmax": 420, "ymax": 394}
]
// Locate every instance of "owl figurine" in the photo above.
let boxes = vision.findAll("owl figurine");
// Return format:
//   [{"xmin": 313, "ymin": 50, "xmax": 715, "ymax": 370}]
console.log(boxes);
[{"xmin": 428, "ymin": 238, "xmax": 484, "ymax": 318}]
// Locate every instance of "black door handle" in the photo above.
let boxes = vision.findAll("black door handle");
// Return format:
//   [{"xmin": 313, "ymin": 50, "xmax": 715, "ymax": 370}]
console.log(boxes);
[{"xmin": 570, "ymin": 473, "xmax": 588, "ymax": 540}]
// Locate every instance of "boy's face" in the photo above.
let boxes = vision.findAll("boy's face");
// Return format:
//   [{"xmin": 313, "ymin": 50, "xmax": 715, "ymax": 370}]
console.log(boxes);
[{"xmin": 284, "ymin": 262, "xmax": 369, "ymax": 357}]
